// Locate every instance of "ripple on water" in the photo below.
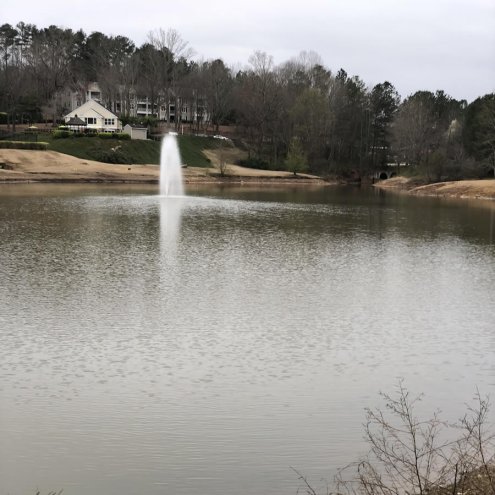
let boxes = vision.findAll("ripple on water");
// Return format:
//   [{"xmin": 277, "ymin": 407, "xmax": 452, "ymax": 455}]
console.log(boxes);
[{"xmin": 0, "ymin": 186, "xmax": 494, "ymax": 495}]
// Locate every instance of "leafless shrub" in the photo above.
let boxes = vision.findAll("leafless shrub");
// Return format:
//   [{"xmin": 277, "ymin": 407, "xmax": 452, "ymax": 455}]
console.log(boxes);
[{"xmin": 296, "ymin": 381, "xmax": 494, "ymax": 495}]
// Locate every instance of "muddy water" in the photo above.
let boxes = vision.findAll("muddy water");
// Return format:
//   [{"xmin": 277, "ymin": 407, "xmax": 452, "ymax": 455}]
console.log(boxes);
[{"xmin": 1, "ymin": 184, "xmax": 494, "ymax": 495}]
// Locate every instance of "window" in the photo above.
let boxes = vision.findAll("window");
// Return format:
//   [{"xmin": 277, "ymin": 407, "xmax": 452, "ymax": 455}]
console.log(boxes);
[
  {"xmin": 104, "ymin": 118, "xmax": 115, "ymax": 126},
  {"xmin": 85, "ymin": 117, "xmax": 97, "ymax": 125}
]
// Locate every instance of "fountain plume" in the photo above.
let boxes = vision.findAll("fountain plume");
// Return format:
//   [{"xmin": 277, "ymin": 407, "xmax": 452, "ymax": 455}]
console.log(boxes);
[{"xmin": 160, "ymin": 133, "xmax": 184, "ymax": 197}]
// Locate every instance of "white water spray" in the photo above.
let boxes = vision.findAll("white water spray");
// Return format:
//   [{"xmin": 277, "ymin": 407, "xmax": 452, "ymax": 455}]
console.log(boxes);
[{"xmin": 160, "ymin": 133, "xmax": 184, "ymax": 197}]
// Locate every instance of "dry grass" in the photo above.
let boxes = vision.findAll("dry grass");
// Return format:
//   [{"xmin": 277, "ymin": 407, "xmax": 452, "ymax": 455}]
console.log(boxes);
[
  {"xmin": 0, "ymin": 149, "xmax": 159, "ymax": 182},
  {"xmin": 374, "ymin": 176, "xmax": 495, "ymax": 201},
  {"xmin": 0, "ymin": 149, "xmax": 327, "ymax": 184},
  {"xmin": 202, "ymin": 148, "xmax": 322, "ymax": 179},
  {"xmin": 412, "ymin": 179, "xmax": 495, "ymax": 200}
]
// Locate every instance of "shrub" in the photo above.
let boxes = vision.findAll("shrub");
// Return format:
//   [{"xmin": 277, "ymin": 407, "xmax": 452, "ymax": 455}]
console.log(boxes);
[
  {"xmin": 96, "ymin": 132, "xmax": 130, "ymax": 140},
  {"xmin": 142, "ymin": 116, "xmax": 157, "ymax": 128},
  {"xmin": 92, "ymin": 149, "xmax": 131, "ymax": 164},
  {"xmin": 53, "ymin": 130, "xmax": 71, "ymax": 139},
  {"xmin": 97, "ymin": 132, "xmax": 115, "ymax": 139},
  {"xmin": 0, "ymin": 140, "xmax": 48, "ymax": 150},
  {"xmin": 332, "ymin": 382, "xmax": 495, "ymax": 495},
  {"xmin": 238, "ymin": 157, "xmax": 270, "ymax": 170}
]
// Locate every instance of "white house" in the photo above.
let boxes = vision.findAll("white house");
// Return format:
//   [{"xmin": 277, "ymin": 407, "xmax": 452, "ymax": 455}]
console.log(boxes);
[
  {"xmin": 123, "ymin": 124, "xmax": 148, "ymax": 140},
  {"xmin": 64, "ymin": 100, "xmax": 121, "ymax": 132}
]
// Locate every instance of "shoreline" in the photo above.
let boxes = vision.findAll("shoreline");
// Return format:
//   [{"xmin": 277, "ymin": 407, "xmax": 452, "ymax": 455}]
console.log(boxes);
[
  {"xmin": 0, "ymin": 149, "xmax": 329, "ymax": 186},
  {"xmin": 373, "ymin": 176, "xmax": 495, "ymax": 201},
  {"xmin": 1, "ymin": 150, "xmax": 494, "ymax": 200}
]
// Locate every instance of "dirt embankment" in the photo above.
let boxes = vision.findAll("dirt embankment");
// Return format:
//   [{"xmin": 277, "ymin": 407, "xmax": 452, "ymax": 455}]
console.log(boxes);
[
  {"xmin": 0, "ymin": 149, "xmax": 160, "ymax": 183},
  {"xmin": 374, "ymin": 176, "xmax": 495, "ymax": 201},
  {"xmin": 2, "ymin": 150, "xmax": 493, "ymax": 196},
  {"xmin": 0, "ymin": 149, "xmax": 328, "ymax": 185}
]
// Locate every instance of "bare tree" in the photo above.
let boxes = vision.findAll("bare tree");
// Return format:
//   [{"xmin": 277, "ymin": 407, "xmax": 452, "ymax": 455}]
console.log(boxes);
[
  {"xmin": 336, "ymin": 382, "xmax": 452, "ymax": 495},
  {"xmin": 217, "ymin": 141, "xmax": 229, "ymax": 177},
  {"xmin": 290, "ymin": 50, "xmax": 324, "ymax": 74},
  {"xmin": 235, "ymin": 51, "xmax": 286, "ymax": 163},
  {"xmin": 147, "ymin": 28, "xmax": 194, "ymax": 127},
  {"xmin": 148, "ymin": 28, "xmax": 194, "ymax": 62},
  {"xmin": 202, "ymin": 59, "xmax": 233, "ymax": 132},
  {"xmin": 454, "ymin": 391, "xmax": 495, "ymax": 495}
]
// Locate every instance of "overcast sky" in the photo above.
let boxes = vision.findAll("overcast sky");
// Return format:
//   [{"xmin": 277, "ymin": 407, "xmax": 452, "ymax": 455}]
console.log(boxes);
[{"xmin": 2, "ymin": 0, "xmax": 494, "ymax": 102}]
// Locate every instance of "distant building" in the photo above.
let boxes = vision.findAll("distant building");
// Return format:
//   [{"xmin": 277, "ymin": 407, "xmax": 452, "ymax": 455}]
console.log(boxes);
[
  {"xmin": 68, "ymin": 82, "xmax": 102, "ymax": 110},
  {"xmin": 59, "ymin": 82, "xmax": 209, "ymax": 125},
  {"xmin": 123, "ymin": 124, "xmax": 147, "ymax": 140},
  {"xmin": 64, "ymin": 100, "xmax": 121, "ymax": 132}
]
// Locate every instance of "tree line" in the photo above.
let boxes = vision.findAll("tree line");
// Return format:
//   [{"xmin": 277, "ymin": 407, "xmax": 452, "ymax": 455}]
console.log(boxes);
[{"xmin": 1, "ymin": 22, "xmax": 494, "ymax": 179}]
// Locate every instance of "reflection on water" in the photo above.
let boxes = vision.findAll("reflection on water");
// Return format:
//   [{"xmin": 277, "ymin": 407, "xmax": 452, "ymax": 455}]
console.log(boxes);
[
  {"xmin": 0, "ymin": 184, "xmax": 494, "ymax": 495},
  {"xmin": 490, "ymin": 208, "xmax": 495, "ymax": 244}
]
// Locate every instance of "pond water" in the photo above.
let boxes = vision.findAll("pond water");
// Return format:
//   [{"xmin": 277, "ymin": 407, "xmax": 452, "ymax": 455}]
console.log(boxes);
[{"xmin": 0, "ymin": 184, "xmax": 494, "ymax": 495}]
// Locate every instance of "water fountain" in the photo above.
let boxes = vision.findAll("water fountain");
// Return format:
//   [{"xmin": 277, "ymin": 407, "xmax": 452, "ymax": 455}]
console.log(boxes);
[
  {"xmin": 160, "ymin": 133, "xmax": 184, "ymax": 197},
  {"xmin": 159, "ymin": 133, "xmax": 184, "ymax": 256}
]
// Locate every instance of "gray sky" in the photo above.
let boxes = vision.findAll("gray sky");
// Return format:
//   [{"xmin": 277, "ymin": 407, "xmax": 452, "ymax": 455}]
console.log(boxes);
[{"xmin": 2, "ymin": 0, "xmax": 494, "ymax": 102}]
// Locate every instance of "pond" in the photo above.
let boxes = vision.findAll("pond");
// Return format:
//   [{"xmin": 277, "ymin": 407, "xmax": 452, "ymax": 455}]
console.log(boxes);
[{"xmin": 0, "ymin": 183, "xmax": 494, "ymax": 495}]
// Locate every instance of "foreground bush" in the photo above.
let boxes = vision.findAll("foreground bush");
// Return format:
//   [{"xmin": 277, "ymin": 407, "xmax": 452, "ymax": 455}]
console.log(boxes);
[
  {"xmin": 296, "ymin": 381, "xmax": 495, "ymax": 495},
  {"xmin": 0, "ymin": 140, "xmax": 48, "ymax": 150}
]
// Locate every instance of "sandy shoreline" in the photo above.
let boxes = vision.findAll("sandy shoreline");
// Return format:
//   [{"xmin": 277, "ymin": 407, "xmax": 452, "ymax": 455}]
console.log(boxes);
[
  {"xmin": 2, "ymin": 150, "xmax": 494, "ymax": 200},
  {"xmin": 373, "ymin": 176, "xmax": 495, "ymax": 201},
  {"xmin": 0, "ymin": 149, "xmax": 327, "ymax": 185}
]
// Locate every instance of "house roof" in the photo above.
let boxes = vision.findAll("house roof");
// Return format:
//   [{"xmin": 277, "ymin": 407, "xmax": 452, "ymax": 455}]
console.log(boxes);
[
  {"xmin": 125, "ymin": 124, "xmax": 147, "ymax": 129},
  {"xmin": 64, "ymin": 99, "xmax": 119, "ymax": 121},
  {"xmin": 66, "ymin": 116, "xmax": 86, "ymax": 126}
]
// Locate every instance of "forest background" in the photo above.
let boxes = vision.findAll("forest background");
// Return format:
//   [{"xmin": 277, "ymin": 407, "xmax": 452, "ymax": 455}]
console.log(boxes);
[{"xmin": 1, "ymin": 23, "xmax": 494, "ymax": 180}]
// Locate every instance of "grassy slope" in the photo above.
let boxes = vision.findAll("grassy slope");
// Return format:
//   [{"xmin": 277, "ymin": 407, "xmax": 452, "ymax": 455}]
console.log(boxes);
[
  {"xmin": 44, "ymin": 134, "xmax": 229, "ymax": 167},
  {"xmin": 177, "ymin": 135, "xmax": 230, "ymax": 167},
  {"xmin": 46, "ymin": 136, "xmax": 160, "ymax": 164}
]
